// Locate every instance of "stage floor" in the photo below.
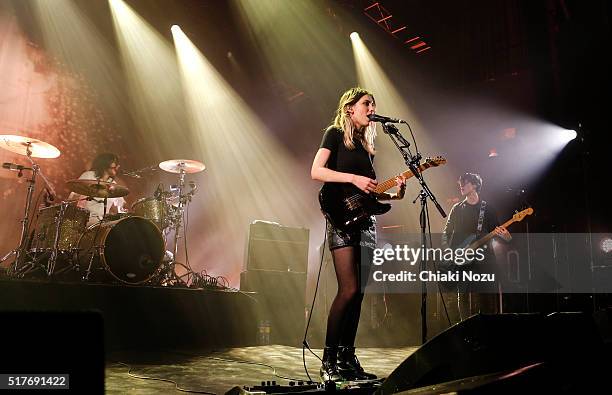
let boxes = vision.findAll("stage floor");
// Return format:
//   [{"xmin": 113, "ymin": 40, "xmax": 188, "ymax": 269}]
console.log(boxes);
[{"xmin": 105, "ymin": 345, "xmax": 417, "ymax": 394}]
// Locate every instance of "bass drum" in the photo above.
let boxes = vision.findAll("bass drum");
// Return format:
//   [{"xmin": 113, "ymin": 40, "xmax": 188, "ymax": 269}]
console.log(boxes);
[{"xmin": 77, "ymin": 216, "xmax": 164, "ymax": 284}]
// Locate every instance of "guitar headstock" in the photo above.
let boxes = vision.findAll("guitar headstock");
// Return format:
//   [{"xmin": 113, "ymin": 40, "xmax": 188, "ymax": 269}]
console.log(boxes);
[
  {"xmin": 423, "ymin": 156, "xmax": 447, "ymax": 167},
  {"xmin": 512, "ymin": 207, "xmax": 534, "ymax": 222}
]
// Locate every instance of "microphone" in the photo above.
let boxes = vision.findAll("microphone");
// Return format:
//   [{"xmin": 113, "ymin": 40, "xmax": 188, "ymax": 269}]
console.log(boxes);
[
  {"xmin": 154, "ymin": 183, "xmax": 163, "ymax": 199},
  {"xmin": 368, "ymin": 114, "xmax": 404, "ymax": 124},
  {"xmin": 123, "ymin": 172, "xmax": 141, "ymax": 179},
  {"xmin": 119, "ymin": 169, "xmax": 141, "ymax": 179},
  {"xmin": 120, "ymin": 165, "xmax": 158, "ymax": 178},
  {"xmin": 3, "ymin": 162, "xmax": 29, "ymax": 171}
]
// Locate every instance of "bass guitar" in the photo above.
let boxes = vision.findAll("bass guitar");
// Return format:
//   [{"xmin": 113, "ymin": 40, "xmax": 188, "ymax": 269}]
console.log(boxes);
[
  {"xmin": 453, "ymin": 207, "xmax": 534, "ymax": 266},
  {"xmin": 319, "ymin": 156, "xmax": 446, "ymax": 231}
]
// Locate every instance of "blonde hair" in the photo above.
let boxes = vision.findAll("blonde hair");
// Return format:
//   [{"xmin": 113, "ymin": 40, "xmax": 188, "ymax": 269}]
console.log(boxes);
[{"xmin": 330, "ymin": 87, "xmax": 376, "ymax": 155}]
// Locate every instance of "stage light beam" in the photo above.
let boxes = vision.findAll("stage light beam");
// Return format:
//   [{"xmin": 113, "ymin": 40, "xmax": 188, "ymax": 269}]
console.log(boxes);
[
  {"xmin": 108, "ymin": 0, "xmax": 191, "ymax": 160},
  {"xmin": 231, "ymin": 0, "xmax": 356, "ymax": 115},
  {"xmin": 350, "ymin": 31, "xmax": 456, "ymax": 231},
  {"xmin": 171, "ymin": 27, "xmax": 318, "ymax": 287}
]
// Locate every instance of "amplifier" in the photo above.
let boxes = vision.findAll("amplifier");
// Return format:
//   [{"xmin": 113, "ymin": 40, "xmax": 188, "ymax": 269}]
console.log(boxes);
[{"xmin": 245, "ymin": 221, "xmax": 309, "ymax": 272}]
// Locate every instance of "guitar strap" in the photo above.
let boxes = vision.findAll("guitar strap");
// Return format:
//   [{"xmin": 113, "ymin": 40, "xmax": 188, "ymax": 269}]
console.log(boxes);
[{"xmin": 477, "ymin": 200, "xmax": 487, "ymax": 235}]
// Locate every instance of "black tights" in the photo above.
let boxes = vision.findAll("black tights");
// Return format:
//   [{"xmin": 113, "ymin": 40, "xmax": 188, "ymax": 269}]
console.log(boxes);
[{"xmin": 324, "ymin": 246, "xmax": 371, "ymax": 348}]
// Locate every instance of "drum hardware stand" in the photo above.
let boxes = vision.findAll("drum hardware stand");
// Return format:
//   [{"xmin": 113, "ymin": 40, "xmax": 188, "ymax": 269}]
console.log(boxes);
[
  {"xmin": 45, "ymin": 201, "xmax": 69, "ymax": 276},
  {"xmin": 13, "ymin": 250, "xmax": 50, "ymax": 278},
  {"xmin": 1, "ymin": 144, "xmax": 56, "ymax": 277},
  {"xmin": 83, "ymin": 250, "xmax": 95, "ymax": 281},
  {"xmin": 155, "ymin": 159, "xmax": 204, "ymax": 286},
  {"xmin": 162, "ymin": 167, "xmax": 186, "ymax": 286},
  {"xmin": 81, "ymin": 213, "xmax": 110, "ymax": 282},
  {"xmin": 161, "ymin": 167, "xmax": 197, "ymax": 286},
  {"xmin": 82, "ymin": 243, "xmax": 104, "ymax": 282},
  {"xmin": 103, "ymin": 196, "xmax": 109, "ymax": 218}
]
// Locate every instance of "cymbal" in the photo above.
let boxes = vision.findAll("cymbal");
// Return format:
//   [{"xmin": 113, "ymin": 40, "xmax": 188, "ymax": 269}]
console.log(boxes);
[
  {"xmin": 0, "ymin": 135, "xmax": 60, "ymax": 158},
  {"xmin": 66, "ymin": 179, "xmax": 129, "ymax": 198},
  {"xmin": 159, "ymin": 159, "xmax": 205, "ymax": 174}
]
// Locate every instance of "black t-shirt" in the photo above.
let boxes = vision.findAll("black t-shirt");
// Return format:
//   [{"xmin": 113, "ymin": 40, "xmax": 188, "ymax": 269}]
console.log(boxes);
[
  {"xmin": 443, "ymin": 199, "xmax": 500, "ymax": 249},
  {"xmin": 319, "ymin": 126, "xmax": 376, "ymax": 179},
  {"xmin": 443, "ymin": 199, "xmax": 503, "ymax": 292}
]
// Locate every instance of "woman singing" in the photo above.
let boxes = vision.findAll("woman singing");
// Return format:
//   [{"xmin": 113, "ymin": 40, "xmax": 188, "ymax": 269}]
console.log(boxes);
[{"xmin": 311, "ymin": 87, "xmax": 406, "ymax": 382}]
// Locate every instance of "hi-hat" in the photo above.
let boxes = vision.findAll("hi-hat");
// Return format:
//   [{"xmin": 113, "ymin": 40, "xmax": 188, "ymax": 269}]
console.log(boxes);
[
  {"xmin": 159, "ymin": 159, "xmax": 205, "ymax": 174},
  {"xmin": 0, "ymin": 135, "xmax": 60, "ymax": 158},
  {"xmin": 66, "ymin": 179, "xmax": 129, "ymax": 198}
]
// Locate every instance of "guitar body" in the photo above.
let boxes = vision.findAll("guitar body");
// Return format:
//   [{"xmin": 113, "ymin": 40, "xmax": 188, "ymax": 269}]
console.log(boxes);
[
  {"xmin": 455, "ymin": 234, "xmax": 478, "ymax": 250},
  {"xmin": 319, "ymin": 183, "xmax": 390, "ymax": 231},
  {"xmin": 317, "ymin": 156, "xmax": 448, "ymax": 232},
  {"xmin": 452, "ymin": 234, "xmax": 489, "ymax": 267}
]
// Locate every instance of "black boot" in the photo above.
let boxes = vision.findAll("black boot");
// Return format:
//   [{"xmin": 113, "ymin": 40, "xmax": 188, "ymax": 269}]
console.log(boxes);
[
  {"xmin": 320, "ymin": 346, "xmax": 343, "ymax": 383},
  {"xmin": 337, "ymin": 346, "xmax": 377, "ymax": 380}
]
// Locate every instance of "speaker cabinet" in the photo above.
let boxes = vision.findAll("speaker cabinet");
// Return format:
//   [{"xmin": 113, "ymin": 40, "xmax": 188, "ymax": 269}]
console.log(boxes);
[
  {"xmin": 245, "ymin": 222, "xmax": 309, "ymax": 272},
  {"xmin": 240, "ymin": 269, "xmax": 306, "ymax": 346}
]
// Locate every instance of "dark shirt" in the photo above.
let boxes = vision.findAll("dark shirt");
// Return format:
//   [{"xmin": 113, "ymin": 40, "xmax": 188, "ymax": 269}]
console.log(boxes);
[
  {"xmin": 319, "ymin": 126, "xmax": 376, "ymax": 179},
  {"xmin": 442, "ymin": 198, "xmax": 502, "ymax": 281},
  {"xmin": 443, "ymin": 199, "xmax": 500, "ymax": 249}
]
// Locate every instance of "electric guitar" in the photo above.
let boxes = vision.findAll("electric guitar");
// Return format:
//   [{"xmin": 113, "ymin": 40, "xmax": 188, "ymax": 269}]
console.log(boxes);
[
  {"xmin": 453, "ymin": 207, "xmax": 534, "ymax": 266},
  {"xmin": 319, "ymin": 156, "xmax": 447, "ymax": 231}
]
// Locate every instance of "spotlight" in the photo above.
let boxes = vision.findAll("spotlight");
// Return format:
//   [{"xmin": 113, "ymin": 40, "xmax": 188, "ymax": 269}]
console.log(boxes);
[
  {"xmin": 565, "ymin": 129, "xmax": 577, "ymax": 142},
  {"xmin": 350, "ymin": 32, "xmax": 360, "ymax": 40},
  {"xmin": 171, "ymin": 24, "xmax": 181, "ymax": 34},
  {"xmin": 601, "ymin": 238, "xmax": 612, "ymax": 254}
]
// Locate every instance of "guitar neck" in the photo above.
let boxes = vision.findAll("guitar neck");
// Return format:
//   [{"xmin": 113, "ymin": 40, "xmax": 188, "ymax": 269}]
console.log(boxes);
[
  {"xmin": 470, "ymin": 218, "xmax": 515, "ymax": 249},
  {"xmin": 374, "ymin": 164, "xmax": 430, "ymax": 194}
]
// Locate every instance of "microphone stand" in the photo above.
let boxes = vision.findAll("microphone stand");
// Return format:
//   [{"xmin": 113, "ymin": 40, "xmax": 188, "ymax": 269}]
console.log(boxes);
[{"xmin": 381, "ymin": 122, "xmax": 447, "ymax": 344}]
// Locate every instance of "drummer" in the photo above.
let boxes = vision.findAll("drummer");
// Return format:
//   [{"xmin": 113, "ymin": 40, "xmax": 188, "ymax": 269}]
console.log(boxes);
[{"xmin": 68, "ymin": 153, "xmax": 128, "ymax": 225}]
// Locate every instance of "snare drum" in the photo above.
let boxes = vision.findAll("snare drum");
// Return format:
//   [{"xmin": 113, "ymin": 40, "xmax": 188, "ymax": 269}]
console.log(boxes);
[
  {"xmin": 131, "ymin": 197, "xmax": 168, "ymax": 230},
  {"xmin": 31, "ymin": 203, "xmax": 89, "ymax": 251},
  {"xmin": 77, "ymin": 216, "xmax": 164, "ymax": 284}
]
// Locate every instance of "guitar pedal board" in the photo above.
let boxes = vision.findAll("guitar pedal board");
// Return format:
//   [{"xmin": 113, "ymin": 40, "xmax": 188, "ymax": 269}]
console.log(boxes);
[{"xmin": 228, "ymin": 378, "xmax": 384, "ymax": 395}]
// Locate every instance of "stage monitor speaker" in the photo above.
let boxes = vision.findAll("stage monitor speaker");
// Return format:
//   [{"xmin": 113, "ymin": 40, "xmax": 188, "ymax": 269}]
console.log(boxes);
[
  {"xmin": 377, "ymin": 312, "xmax": 606, "ymax": 394},
  {"xmin": 245, "ymin": 221, "xmax": 309, "ymax": 272}
]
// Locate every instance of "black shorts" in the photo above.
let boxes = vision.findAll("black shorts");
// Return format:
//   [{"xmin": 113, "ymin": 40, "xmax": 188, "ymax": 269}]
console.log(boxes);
[{"xmin": 326, "ymin": 217, "xmax": 376, "ymax": 251}]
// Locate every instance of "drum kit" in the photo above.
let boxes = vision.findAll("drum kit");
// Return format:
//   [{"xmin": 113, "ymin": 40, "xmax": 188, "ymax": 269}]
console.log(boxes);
[{"xmin": 0, "ymin": 134, "xmax": 205, "ymax": 286}]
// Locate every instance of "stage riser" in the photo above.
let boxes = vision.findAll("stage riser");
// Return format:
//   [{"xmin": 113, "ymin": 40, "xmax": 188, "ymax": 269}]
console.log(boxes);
[{"xmin": 0, "ymin": 279, "xmax": 259, "ymax": 351}]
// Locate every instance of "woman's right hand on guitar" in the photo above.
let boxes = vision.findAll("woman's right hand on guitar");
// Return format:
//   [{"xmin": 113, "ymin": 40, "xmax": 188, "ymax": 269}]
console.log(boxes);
[{"xmin": 352, "ymin": 175, "xmax": 377, "ymax": 193}]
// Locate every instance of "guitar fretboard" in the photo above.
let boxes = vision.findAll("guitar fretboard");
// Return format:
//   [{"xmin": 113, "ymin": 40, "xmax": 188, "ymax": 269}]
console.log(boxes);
[
  {"xmin": 468, "ymin": 208, "xmax": 533, "ymax": 249},
  {"xmin": 374, "ymin": 161, "xmax": 440, "ymax": 194}
]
